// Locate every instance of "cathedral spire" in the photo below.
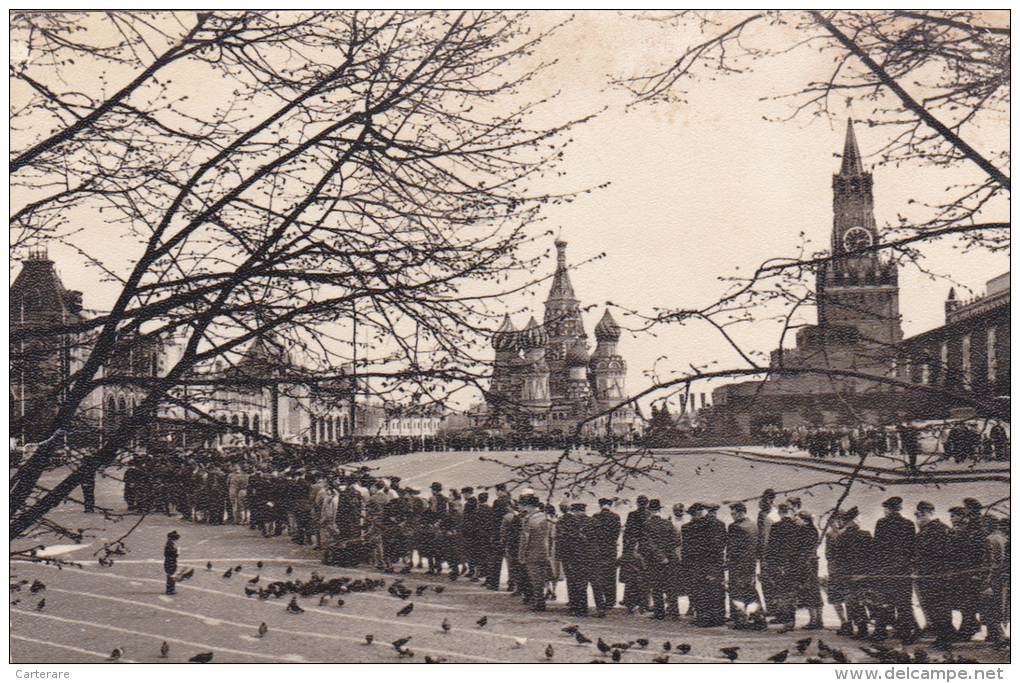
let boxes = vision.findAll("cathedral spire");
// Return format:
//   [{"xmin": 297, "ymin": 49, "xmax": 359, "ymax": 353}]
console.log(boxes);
[
  {"xmin": 840, "ymin": 118, "xmax": 865, "ymax": 177},
  {"xmin": 547, "ymin": 238, "xmax": 576, "ymax": 302}
]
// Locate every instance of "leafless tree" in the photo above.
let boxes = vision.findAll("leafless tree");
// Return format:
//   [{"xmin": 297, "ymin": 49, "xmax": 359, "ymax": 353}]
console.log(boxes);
[{"xmin": 10, "ymin": 10, "xmax": 591, "ymax": 542}]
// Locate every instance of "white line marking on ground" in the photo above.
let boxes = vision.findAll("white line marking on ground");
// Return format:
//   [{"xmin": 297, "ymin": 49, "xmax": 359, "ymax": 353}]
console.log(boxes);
[
  {"xmin": 14, "ymin": 610, "xmax": 298, "ymax": 662},
  {"xmin": 11, "ymin": 634, "xmax": 138, "ymax": 663},
  {"xmin": 39, "ymin": 586, "xmax": 510, "ymax": 663}
]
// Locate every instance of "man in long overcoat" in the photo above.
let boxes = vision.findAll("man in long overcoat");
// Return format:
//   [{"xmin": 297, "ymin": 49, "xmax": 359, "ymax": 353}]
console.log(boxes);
[
  {"xmin": 873, "ymin": 496, "xmax": 917, "ymax": 642},
  {"xmin": 641, "ymin": 499, "xmax": 682, "ymax": 620},
  {"xmin": 592, "ymin": 498, "xmax": 621, "ymax": 610},
  {"xmin": 517, "ymin": 494, "xmax": 553, "ymax": 612},
  {"xmin": 913, "ymin": 501, "xmax": 956, "ymax": 648},
  {"xmin": 726, "ymin": 502, "xmax": 759, "ymax": 627}
]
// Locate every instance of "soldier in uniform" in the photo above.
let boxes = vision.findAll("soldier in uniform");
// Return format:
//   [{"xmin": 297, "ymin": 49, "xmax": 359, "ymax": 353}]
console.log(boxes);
[
  {"xmin": 766, "ymin": 502, "xmax": 798, "ymax": 631},
  {"xmin": 827, "ymin": 507, "xmax": 874, "ymax": 639},
  {"xmin": 951, "ymin": 501, "xmax": 986, "ymax": 641},
  {"xmin": 164, "ymin": 530, "xmax": 180, "ymax": 595},
  {"xmin": 641, "ymin": 499, "xmax": 682, "ymax": 621},
  {"xmin": 913, "ymin": 501, "xmax": 957, "ymax": 648},
  {"xmin": 757, "ymin": 488, "xmax": 778, "ymax": 615},
  {"xmin": 726, "ymin": 502, "xmax": 760, "ymax": 628},
  {"xmin": 873, "ymin": 496, "xmax": 917, "ymax": 642},
  {"xmin": 592, "ymin": 498, "xmax": 621, "ymax": 610}
]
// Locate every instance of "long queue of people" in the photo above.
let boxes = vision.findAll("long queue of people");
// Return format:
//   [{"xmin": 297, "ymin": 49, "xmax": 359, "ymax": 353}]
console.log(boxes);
[
  {"xmin": 122, "ymin": 459, "xmax": 1009, "ymax": 649},
  {"xmin": 759, "ymin": 422, "xmax": 1009, "ymax": 465}
]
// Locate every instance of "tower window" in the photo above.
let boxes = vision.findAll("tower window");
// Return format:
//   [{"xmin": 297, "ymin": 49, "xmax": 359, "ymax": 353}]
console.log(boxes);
[
  {"xmin": 987, "ymin": 327, "xmax": 997, "ymax": 383},
  {"xmin": 961, "ymin": 334, "xmax": 972, "ymax": 390}
]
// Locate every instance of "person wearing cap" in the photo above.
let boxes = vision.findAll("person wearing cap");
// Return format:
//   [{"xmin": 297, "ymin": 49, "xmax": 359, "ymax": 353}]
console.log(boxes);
[
  {"xmin": 164, "ymin": 531, "xmax": 180, "ymax": 595},
  {"xmin": 913, "ymin": 501, "xmax": 956, "ymax": 648},
  {"xmin": 462, "ymin": 488, "xmax": 482, "ymax": 579},
  {"xmin": 421, "ymin": 483, "xmax": 448, "ymax": 574},
  {"xmin": 517, "ymin": 494, "xmax": 553, "ymax": 612},
  {"xmin": 620, "ymin": 495, "xmax": 651, "ymax": 614},
  {"xmin": 501, "ymin": 498, "xmax": 526, "ymax": 597},
  {"xmin": 476, "ymin": 492, "xmax": 504, "ymax": 590},
  {"xmin": 688, "ymin": 503, "xmax": 727, "ymax": 627},
  {"xmin": 726, "ymin": 502, "xmax": 760, "ymax": 628},
  {"xmin": 873, "ymin": 496, "xmax": 917, "ymax": 642},
  {"xmin": 826, "ymin": 507, "xmax": 874, "ymax": 639},
  {"xmin": 640, "ymin": 499, "xmax": 682, "ymax": 620},
  {"xmin": 765, "ymin": 502, "xmax": 799, "ymax": 632},
  {"xmin": 792, "ymin": 509, "xmax": 823, "ymax": 630},
  {"xmin": 593, "ymin": 498, "xmax": 621, "ymax": 610},
  {"xmin": 948, "ymin": 504, "xmax": 984, "ymax": 640},
  {"xmin": 557, "ymin": 502, "xmax": 602, "ymax": 617}
]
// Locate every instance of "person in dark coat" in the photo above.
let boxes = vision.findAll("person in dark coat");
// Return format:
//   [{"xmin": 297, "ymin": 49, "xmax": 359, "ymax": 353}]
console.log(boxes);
[
  {"xmin": 873, "ymin": 496, "xmax": 917, "ymax": 642},
  {"xmin": 726, "ymin": 502, "xmax": 760, "ymax": 627},
  {"xmin": 765, "ymin": 502, "xmax": 799, "ymax": 631},
  {"xmin": 556, "ymin": 503, "xmax": 601, "ymax": 617},
  {"xmin": 826, "ymin": 507, "xmax": 874, "ymax": 639},
  {"xmin": 621, "ymin": 495, "xmax": 650, "ymax": 613},
  {"xmin": 913, "ymin": 501, "xmax": 957, "ymax": 648},
  {"xmin": 951, "ymin": 501, "xmax": 987, "ymax": 641},
  {"xmin": 640, "ymin": 499, "xmax": 682, "ymax": 620},
  {"xmin": 164, "ymin": 530, "xmax": 180, "ymax": 595},
  {"xmin": 793, "ymin": 510, "xmax": 823, "ymax": 629},
  {"xmin": 688, "ymin": 503, "xmax": 727, "ymax": 627},
  {"xmin": 476, "ymin": 492, "xmax": 503, "ymax": 590},
  {"xmin": 592, "ymin": 498, "xmax": 621, "ymax": 610}
]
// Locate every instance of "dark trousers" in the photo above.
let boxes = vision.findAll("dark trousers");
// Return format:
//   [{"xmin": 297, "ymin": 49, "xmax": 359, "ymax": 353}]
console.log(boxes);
[
  {"xmin": 506, "ymin": 553, "xmax": 526, "ymax": 594},
  {"xmin": 165, "ymin": 573, "xmax": 176, "ymax": 595},
  {"xmin": 594, "ymin": 560, "xmax": 617, "ymax": 608},
  {"xmin": 875, "ymin": 578, "xmax": 918, "ymax": 634},
  {"xmin": 916, "ymin": 579, "xmax": 955, "ymax": 643},
  {"xmin": 524, "ymin": 562, "xmax": 549, "ymax": 609},
  {"xmin": 82, "ymin": 479, "xmax": 96, "ymax": 513},
  {"xmin": 482, "ymin": 550, "xmax": 503, "ymax": 589},
  {"xmin": 647, "ymin": 564, "xmax": 679, "ymax": 620}
]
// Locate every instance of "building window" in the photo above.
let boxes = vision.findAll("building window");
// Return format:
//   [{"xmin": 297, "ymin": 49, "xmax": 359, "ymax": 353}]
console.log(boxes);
[
  {"xmin": 961, "ymin": 334, "xmax": 972, "ymax": 390},
  {"xmin": 987, "ymin": 326, "xmax": 997, "ymax": 383},
  {"xmin": 940, "ymin": 342, "xmax": 948, "ymax": 386},
  {"xmin": 921, "ymin": 363, "xmax": 930, "ymax": 386}
]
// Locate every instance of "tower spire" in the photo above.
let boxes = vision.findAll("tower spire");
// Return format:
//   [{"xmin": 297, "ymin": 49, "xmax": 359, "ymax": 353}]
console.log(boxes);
[
  {"xmin": 547, "ymin": 238, "xmax": 576, "ymax": 301},
  {"xmin": 840, "ymin": 118, "xmax": 864, "ymax": 176}
]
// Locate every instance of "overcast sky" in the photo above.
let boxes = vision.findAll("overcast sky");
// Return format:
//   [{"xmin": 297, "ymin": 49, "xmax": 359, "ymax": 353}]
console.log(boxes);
[{"xmin": 14, "ymin": 11, "xmax": 1010, "ymax": 414}]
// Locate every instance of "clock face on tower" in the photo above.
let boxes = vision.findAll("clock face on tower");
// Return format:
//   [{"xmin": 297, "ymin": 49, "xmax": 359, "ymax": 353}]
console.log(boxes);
[{"xmin": 843, "ymin": 226, "xmax": 873, "ymax": 252}]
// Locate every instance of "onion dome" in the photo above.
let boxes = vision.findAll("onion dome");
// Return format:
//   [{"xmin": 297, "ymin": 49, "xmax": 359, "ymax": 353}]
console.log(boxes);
[
  {"xmin": 565, "ymin": 339, "xmax": 589, "ymax": 367},
  {"xmin": 594, "ymin": 309, "xmax": 621, "ymax": 343},
  {"xmin": 492, "ymin": 314, "xmax": 518, "ymax": 351},
  {"xmin": 520, "ymin": 316, "xmax": 548, "ymax": 349}
]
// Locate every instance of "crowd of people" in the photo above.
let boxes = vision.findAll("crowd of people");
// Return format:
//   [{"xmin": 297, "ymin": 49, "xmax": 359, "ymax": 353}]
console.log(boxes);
[
  {"xmin": 758, "ymin": 421, "xmax": 1009, "ymax": 465},
  {"xmin": 120, "ymin": 457, "xmax": 1009, "ymax": 648}
]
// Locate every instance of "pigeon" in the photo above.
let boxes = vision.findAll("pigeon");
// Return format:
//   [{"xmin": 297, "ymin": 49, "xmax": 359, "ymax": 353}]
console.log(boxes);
[
  {"xmin": 720, "ymin": 646, "xmax": 740, "ymax": 662},
  {"xmin": 441, "ymin": 619, "xmax": 451, "ymax": 633},
  {"xmin": 10, "ymin": 599, "xmax": 19, "ymax": 606},
  {"xmin": 206, "ymin": 562, "xmax": 213, "ymax": 571},
  {"xmin": 433, "ymin": 586, "xmax": 445, "ymax": 594},
  {"xmin": 319, "ymin": 595, "xmax": 330, "ymax": 606},
  {"xmin": 796, "ymin": 637, "xmax": 813, "ymax": 654},
  {"xmin": 188, "ymin": 652, "xmax": 213, "ymax": 663},
  {"xmin": 257, "ymin": 622, "xmax": 268, "ymax": 638},
  {"xmin": 178, "ymin": 568, "xmax": 194, "ymax": 582},
  {"xmin": 416, "ymin": 585, "xmax": 428, "ymax": 596},
  {"xmin": 830, "ymin": 648, "xmax": 850, "ymax": 664},
  {"xmin": 636, "ymin": 638, "xmax": 649, "ymax": 649},
  {"xmin": 766, "ymin": 649, "xmax": 789, "ymax": 663},
  {"xmin": 397, "ymin": 602, "xmax": 413, "ymax": 617},
  {"xmin": 476, "ymin": 616, "xmax": 488, "ymax": 628},
  {"xmin": 244, "ymin": 586, "xmax": 259, "ymax": 597},
  {"xmin": 392, "ymin": 637, "xmax": 413, "ymax": 649},
  {"xmin": 512, "ymin": 637, "xmax": 528, "ymax": 649},
  {"xmin": 561, "ymin": 625, "xmax": 579, "ymax": 635},
  {"xmin": 36, "ymin": 598, "xmax": 45, "ymax": 611},
  {"xmin": 610, "ymin": 642, "xmax": 633, "ymax": 651},
  {"xmin": 286, "ymin": 566, "xmax": 293, "ymax": 575},
  {"xmin": 818, "ymin": 640, "xmax": 836, "ymax": 658},
  {"xmin": 222, "ymin": 568, "xmax": 233, "ymax": 579},
  {"xmin": 256, "ymin": 561, "xmax": 264, "ymax": 569},
  {"xmin": 597, "ymin": 638, "xmax": 611, "ymax": 654},
  {"xmin": 424, "ymin": 655, "xmax": 445, "ymax": 663},
  {"xmin": 235, "ymin": 565, "xmax": 242, "ymax": 573},
  {"xmin": 109, "ymin": 648, "xmax": 123, "ymax": 661},
  {"xmin": 286, "ymin": 596, "xmax": 304, "ymax": 613},
  {"xmin": 545, "ymin": 644, "xmax": 555, "ymax": 660},
  {"xmin": 611, "ymin": 649, "xmax": 622, "ymax": 663},
  {"xmin": 575, "ymin": 632, "xmax": 592, "ymax": 645},
  {"xmin": 397, "ymin": 648, "xmax": 414, "ymax": 659},
  {"xmin": 806, "ymin": 657, "xmax": 824, "ymax": 663},
  {"xmin": 336, "ymin": 598, "xmax": 345, "ymax": 607},
  {"xmin": 676, "ymin": 643, "xmax": 691, "ymax": 655},
  {"xmin": 159, "ymin": 642, "xmax": 169, "ymax": 659},
  {"xmin": 248, "ymin": 575, "xmax": 260, "ymax": 585},
  {"xmin": 663, "ymin": 641, "xmax": 672, "ymax": 652},
  {"xmin": 652, "ymin": 655, "xmax": 670, "ymax": 663},
  {"xmin": 30, "ymin": 580, "xmax": 45, "ymax": 593},
  {"xmin": 365, "ymin": 635, "xmax": 374, "ymax": 645}
]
